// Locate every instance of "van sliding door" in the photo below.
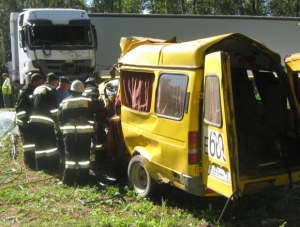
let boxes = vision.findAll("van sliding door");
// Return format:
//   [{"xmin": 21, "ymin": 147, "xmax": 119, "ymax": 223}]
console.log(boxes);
[{"xmin": 201, "ymin": 51, "xmax": 239, "ymax": 198}]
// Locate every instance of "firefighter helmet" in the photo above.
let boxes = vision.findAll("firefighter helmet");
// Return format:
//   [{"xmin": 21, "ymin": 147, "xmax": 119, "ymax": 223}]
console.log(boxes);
[
  {"xmin": 70, "ymin": 80, "xmax": 84, "ymax": 92},
  {"xmin": 85, "ymin": 77, "xmax": 98, "ymax": 86}
]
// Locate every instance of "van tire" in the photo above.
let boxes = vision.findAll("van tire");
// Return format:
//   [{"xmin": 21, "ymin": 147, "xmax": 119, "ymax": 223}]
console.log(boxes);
[{"xmin": 128, "ymin": 155, "xmax": 159, "ymax": 198}]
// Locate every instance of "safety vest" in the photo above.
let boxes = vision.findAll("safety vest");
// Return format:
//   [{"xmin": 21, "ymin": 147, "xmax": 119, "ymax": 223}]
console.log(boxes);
[{"xmin": 2, "ymin": 77, "xmax": 12, "ymax": 94}]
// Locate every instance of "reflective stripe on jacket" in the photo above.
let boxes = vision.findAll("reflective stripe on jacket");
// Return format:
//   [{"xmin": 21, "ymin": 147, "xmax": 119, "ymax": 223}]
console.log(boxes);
[
  {"xmin": 35, "ymin": 147, "xmax": 58, "ymax": 157},
  {"xmin": 60, "ymin": 96, "xmax": 91, "ymax": 109},
  {"xmin": 23, "ymin": 144, "xmax": 35, "ymax": 152},
  {"xmin": 29, "ymin": 115, "xmax": 55, "ymax": 126},
  {"xmin": 16, "ymin": 111, "xmax": 26, "ymax": 120},
  {"xmin": 60, "ymin": 124, "xmax": 94, "ymax": 134},
  {"xmin": 16, "ymin": 118, "xmax": 24, "ymax": 126}
]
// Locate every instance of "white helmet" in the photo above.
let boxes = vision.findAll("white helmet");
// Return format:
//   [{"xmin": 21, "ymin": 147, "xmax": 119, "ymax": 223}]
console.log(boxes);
[{"xmin": 70, "ymin": 80, "xmax": 84, "ymax": 92}]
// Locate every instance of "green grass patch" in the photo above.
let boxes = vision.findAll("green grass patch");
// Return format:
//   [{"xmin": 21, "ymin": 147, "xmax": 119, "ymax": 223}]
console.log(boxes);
[{"xmin": 0, "ymin": 133, "xmax": 299, "ymax": 226}]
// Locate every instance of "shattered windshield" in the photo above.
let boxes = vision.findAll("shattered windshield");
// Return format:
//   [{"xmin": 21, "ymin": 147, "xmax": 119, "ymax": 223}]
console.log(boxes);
[{"xmin": 29, "ymin": 25, "xmax": 94, "ymax": 45}]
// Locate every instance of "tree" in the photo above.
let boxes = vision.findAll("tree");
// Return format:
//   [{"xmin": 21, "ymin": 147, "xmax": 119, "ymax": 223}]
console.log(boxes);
[
  {"xmin": 268, "ymin": 0, "xmax": 300, "ymax": 16},
  {"xmin": 145, "ymin": 0, "xmax": 187, "ymax": 14}
]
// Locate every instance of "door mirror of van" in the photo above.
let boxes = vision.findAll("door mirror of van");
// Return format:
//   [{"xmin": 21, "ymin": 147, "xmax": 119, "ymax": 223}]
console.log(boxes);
[{"xmin": 110, "ymin": 66, "xmax": 120, "ymax": 79}]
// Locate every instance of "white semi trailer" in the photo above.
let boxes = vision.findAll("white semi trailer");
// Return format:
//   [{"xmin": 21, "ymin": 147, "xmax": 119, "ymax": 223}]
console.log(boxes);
[
  {"xmin": 89, "ymin": 14, "xmax": 300, "ymax": 78},
  {"xmin": 10, "ymin": 8, "xmax": 98, "ymax": 87}
]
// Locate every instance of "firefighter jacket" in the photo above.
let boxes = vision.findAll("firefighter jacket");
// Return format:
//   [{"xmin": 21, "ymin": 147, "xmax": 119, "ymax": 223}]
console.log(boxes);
[
  {"xmin": 30, "ymin": 83, "xmax": 58, "ymax": 125},
  {"xmin": 57, "ymin": 94, "xmax": 107, "ymax": 128},
  {"xmin": 15, "ymin": 84, "xmax": 35, "ymax": 127},
  {"xmin": 58, "ymin": 94, "xmax": 107, "ymax": 173}
]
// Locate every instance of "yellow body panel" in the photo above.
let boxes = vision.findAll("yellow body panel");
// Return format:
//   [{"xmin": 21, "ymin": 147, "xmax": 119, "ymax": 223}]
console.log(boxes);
[{"xmin": 121, "ymin": 69, "xmax": 199, "ymax": 177}]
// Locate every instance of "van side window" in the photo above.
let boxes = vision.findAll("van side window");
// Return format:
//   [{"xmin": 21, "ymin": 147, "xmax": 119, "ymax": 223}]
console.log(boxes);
[
  {"xmin": 121, "ymin": 71, "xmax": 154, "ymax": 112},
  {"xmin": 204, "ymin": 75, "xmax": 222, "ymax": 127},
  {"xmin": 156, "ymin": 73, "xmax": 188, "ymax": 119}
]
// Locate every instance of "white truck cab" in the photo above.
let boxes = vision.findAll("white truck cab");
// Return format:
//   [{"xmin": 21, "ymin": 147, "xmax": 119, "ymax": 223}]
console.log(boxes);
[{"xmin": 10, "ymin": 8, "xmax": 98, "ymax": 86}]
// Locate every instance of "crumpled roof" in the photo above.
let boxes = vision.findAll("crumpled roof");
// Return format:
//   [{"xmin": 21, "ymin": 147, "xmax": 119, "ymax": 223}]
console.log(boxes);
[
  {"xmin": 285, "ymin": 52, "xmax": 300, "ymax": 72},
  {"xmin": 119, "ymin": 36, "xmax": 178, "ymax": 58}
]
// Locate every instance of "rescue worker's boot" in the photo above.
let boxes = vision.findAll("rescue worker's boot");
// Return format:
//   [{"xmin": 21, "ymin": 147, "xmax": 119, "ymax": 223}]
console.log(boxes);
[
  {"xmin": 24, "ymin": 151, "xmax": 36, "ymax": 170},
  {"xmin": 47, "ymin": 153, "xmax": 60, "ymax": 171},
  {"xmin": 57, "ymin": 130, "xmax": 65, "ymax": 165},
  {"xmin": 35, "ymin": 154, "xmax": 48, "ymax": 171},
  {"xmin": 78, "ymin": 169, "xmax": 89, "ymax": 186},
  {"xmin": 95, "ymin": 141, "xmax": 107, "ymax": 165},
  {"xmin": 95, "ymin": 149, "xmax": 107, "ymax": 165},
  {"xmin": 62, "ymin": 169, "xmax": 77, "ymax": 186}
]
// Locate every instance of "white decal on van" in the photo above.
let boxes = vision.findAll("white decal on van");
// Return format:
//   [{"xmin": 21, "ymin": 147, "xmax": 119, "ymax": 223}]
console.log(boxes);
[
  {"xmin": 203, "ymin": 127, "xmax": 226, "ymax": 163},
  {"xmin": 208, "ymin": 162, "xmax": 231, "ymax": 184}
]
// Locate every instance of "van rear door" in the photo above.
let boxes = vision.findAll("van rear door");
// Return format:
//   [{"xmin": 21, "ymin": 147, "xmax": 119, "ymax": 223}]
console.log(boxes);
[{"xmin": 201, "ymin": 51, "xmax": 239, "ymax": 198}]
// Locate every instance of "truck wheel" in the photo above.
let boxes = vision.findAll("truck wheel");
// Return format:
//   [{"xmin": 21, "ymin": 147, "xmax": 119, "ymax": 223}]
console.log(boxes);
[{"xmin": 128, "ymin": 155, "xmax": 159, "ymax": 198}]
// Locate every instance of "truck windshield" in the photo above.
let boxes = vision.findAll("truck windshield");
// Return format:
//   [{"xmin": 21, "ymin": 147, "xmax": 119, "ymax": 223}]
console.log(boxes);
[{"xmin": 28, "ymin": 25, "xmax": 94, "ymax": 46}]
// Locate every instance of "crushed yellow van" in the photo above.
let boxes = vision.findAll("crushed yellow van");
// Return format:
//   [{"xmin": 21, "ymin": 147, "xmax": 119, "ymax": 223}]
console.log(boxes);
[{"xmin": 115, "ymin": 33, "xmax": 300, "ymax": 199}]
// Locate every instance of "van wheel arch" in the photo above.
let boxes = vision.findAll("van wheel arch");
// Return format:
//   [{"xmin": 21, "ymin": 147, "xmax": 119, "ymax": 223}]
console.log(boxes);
[{"xmin": 128, "ymin": 155, "xmax": 160, "ymax": 198}]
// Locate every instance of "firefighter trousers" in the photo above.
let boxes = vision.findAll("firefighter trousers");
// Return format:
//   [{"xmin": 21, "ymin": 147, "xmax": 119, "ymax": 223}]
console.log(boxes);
[
  {"xmin": 19, "ymin": 125, "xmax": 36, "ymax": 170},
  {"xmin": 62, "ymin": 128, "xmax": 93, "ymax": 186},
  {"xmin": 30, "ymin": 122, "xmax": 60, "ymax": 171},
  {"xmin": 94, "ymin": 124, "xmax": 108, "ymax": 164}
]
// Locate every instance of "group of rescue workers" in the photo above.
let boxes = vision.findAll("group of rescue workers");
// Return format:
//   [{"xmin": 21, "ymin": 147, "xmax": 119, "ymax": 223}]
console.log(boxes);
[{"xmin": 15, "ymin": 72, "xmax": 112, "ymax": 186}]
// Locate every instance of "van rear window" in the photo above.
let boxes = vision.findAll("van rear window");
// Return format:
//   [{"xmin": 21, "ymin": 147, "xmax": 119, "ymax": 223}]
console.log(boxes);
[
  {"xmin": 156, "ymin": 73, "xmax": 188, "ymax": 119},
  {"xmin": 204, "ymin": 75, "xmax": 222, "ymax": 127}
]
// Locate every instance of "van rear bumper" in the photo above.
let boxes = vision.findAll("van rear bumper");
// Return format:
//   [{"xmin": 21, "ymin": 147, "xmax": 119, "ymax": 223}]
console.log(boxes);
[{"xmin": 182, "ymin": 174, "xmax": 206, "ymax": 196}]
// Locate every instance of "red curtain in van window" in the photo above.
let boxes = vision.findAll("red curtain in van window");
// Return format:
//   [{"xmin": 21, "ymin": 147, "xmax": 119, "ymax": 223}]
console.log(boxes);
[{"xmin": 122, "ymin": 71, "xmax": 154, "ymax": 112}]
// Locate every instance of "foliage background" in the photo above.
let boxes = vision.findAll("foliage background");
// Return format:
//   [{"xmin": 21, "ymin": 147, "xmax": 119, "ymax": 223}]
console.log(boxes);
[{"xmin": 0, "ymin": 0, "xmax": 299, "ymax": 107}]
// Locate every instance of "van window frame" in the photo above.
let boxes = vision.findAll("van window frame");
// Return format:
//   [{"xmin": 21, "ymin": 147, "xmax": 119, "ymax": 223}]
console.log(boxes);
[
  {"xmin": 155, "ymin": 72, "xmax": 188, "ymax": 120},
  {"xmin": 204, "ymin": 74, "xmax": 222, "ymax": 127}
]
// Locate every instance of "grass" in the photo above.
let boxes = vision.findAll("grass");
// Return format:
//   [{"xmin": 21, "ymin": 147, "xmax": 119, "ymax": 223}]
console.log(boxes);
[{"xmin": 0, "ymin": 133, "xmax": 299, "ymax": 227}]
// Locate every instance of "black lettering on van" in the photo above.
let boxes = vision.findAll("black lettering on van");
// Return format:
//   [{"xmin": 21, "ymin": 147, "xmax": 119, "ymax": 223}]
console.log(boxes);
[
  {"xmin": 204, "ymin": 136, "xmax": 209, "ymax": 155},
  {"xmin": 209, "ymin": 131, "xmax": 217, "ymax": 157},
  {"xmin": 216, "ymin": 133, "xmax": 226, "ymax": 162},
  {"xmin": 208, "ymin": 129, "xmax": 226, "ymax": 163}
]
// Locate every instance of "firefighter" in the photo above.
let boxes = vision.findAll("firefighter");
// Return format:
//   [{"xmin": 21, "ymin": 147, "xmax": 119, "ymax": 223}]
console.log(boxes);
[
  {"xmin": 16, "ymin": 73, "xmax": 44, "ymax": 169},
  {"xmin": 82, "ymin": 77, "xmax": 99, "ymax": 99},
  {"xmin": 30, "ymin": 72, "xmax": 60, "ymax": 171},
  {"xmin": 82, "ymin": 77, "xmax": 108, "ymax": 164},
  {"xmin": 58, "ymin": 80, "xmax": 109, "ymax": 186}
]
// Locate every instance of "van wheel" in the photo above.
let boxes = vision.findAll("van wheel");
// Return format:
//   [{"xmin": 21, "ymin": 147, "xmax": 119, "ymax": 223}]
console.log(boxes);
[{"xmin": 128, "ymin": 155, "xmax": 159, "ymax": 198}]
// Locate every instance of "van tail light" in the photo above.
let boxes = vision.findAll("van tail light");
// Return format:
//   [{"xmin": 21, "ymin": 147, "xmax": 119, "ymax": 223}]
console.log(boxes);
[
  {"xmin": 188, "ymin": 131, "xmax": 199, "ymax": 164},
  {"xmin": 206, "ymin": 188, "xmax": 215, "ymax": 194}
]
